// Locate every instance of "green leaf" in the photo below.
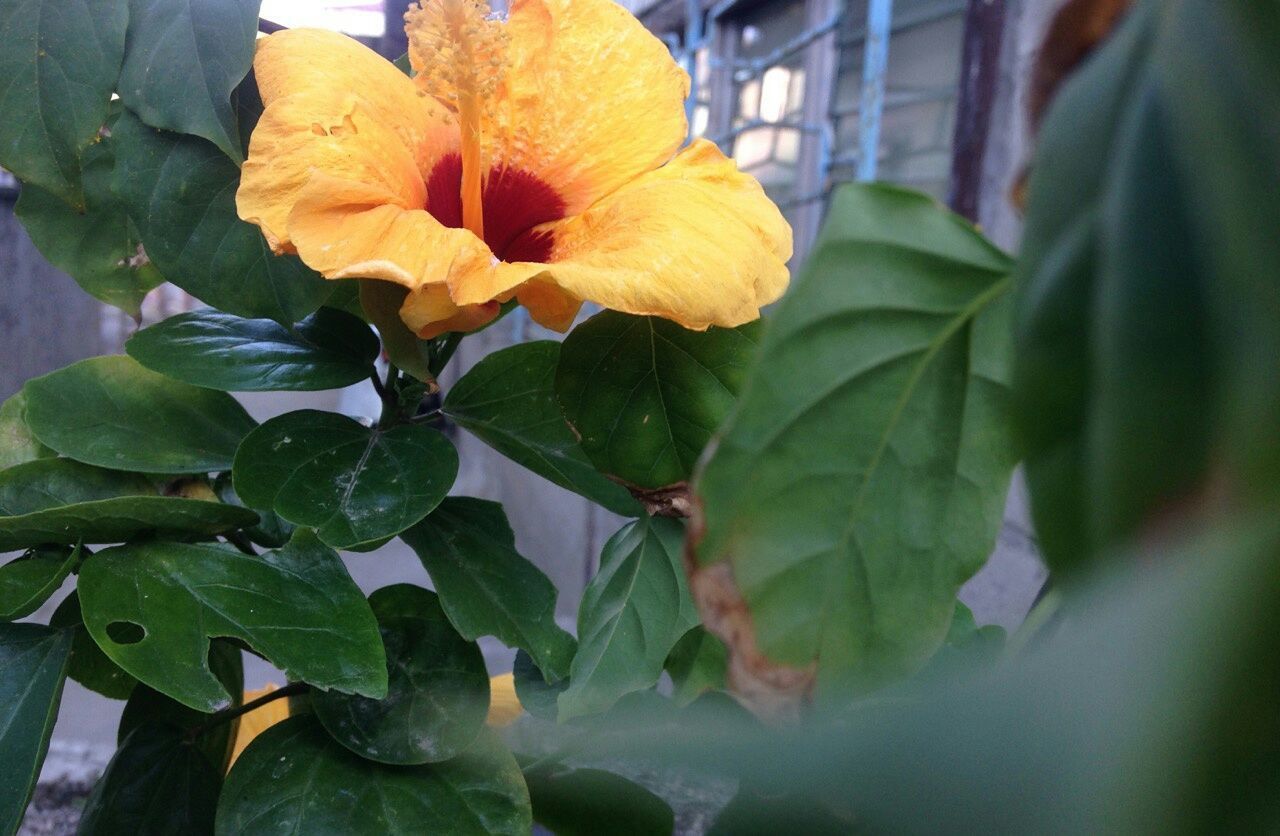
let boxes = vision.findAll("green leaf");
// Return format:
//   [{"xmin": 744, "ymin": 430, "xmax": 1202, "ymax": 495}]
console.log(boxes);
[
  {"xmin": 694, "ymin": 184, "xmax": 1017, "ymax": 701},
  {"xmin": 118, "ymin": 641, "xmax": 244, "ymax": 774},
  {"xmin": 358, "ymin": 279, "xmax": 434, "ymax": 382},
  {"xmin": 112, "ymin": 112, "xmax": 330, "ymax": 325},
  {"xmin": 78, "ymin": 723, "xmax": 221, "ymax": 836},
  {"xmin": 50, "ymin": 592, "xmax": 137, "ymax": 700},
  {"xmin": 0, "ymin": 0, "xmax": 127, "ymax": 205},
  {"xmin": 0, "ymin": 392, "xmax": 54, "ymax": 472},
  {"xmin": 233, "ymin": 411, "xmax": 458, "ymax": 549},
  {"xmin": 559, "ymin": 516, "xmax": 699, "ymax": 720},
  {"xmin": 0, "ymin": 458, "xmax": 258, "ymax": 552},
  {"xmin": 212, "ymin": 473, "xmax": 293, "ymax": 549},
  {"xmin": 127, "ymin": 308, "xmax": 379, "ymax": 392},
  {"xmin": 444, "ymin": 342, "xmax": 642, "ymax": 516},
  {"xmin": 217, "ymin": 719, "xmax": 532, "ymax": 836},
  {"xmin": 512, "ymin": 649, "xmax": 566, "ymax": 723},
  {"xmin": 23, "ymin": 355, "xmax": 258, "ymax": 473},
  {"xmin": 15, "ymin": 139, "xmax": 163, "ymax": 315},
  {"xmin": 313, "ymin": 585, "xmax": 490, "ymax": 765},
  {"xmin": 117, "ymin": 0, "xmax": 258, "ymax": 162},
  {"xmin": 78, "ymin": 530, "xmax": 387, "ymax": 712},
  {"xmin": 401, "ymin": 498, "xmax": 577, "ymax": 681},
  {"xmin": 0, "ymin": 623, "xmax": 72, "ymax": 836},
  {"xmin": 0, "ymin": 545, "xmax": 76, "ymax": 621},
  {"xmin": 1013, "ymin": 3, "xmax": 1280, "ymax": 569},
  {"xmin": 524, "ymin": 765, "xmax": 674, "ymax": 836},
  {"xmin": 665, "ymin": 626, "xmax": 728, "ymax": 706},
  {"xmin": 556, "ymin": 311, "xmax": 761, "ymax": 489}
]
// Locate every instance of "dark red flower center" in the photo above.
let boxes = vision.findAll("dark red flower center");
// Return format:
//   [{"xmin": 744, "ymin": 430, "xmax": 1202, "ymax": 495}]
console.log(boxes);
[{"xmin": 425, "ymin": 153, "xmax": 566, "ymax": 263}]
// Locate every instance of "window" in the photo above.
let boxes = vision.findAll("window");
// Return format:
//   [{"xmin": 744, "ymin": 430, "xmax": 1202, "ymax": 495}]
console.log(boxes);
[{"xmin": 642, "ymin": 0, "xmax": 970, "ymax": 260}]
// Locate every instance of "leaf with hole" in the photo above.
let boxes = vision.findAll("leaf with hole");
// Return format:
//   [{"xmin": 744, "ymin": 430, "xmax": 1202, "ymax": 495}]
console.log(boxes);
[
  {"xmin": 117, "ymin": 0, "xmax": 258, "ymax": 162},
  {"xmin": 0, "ymin": 392, "xmax": 54, "ymax": 473},
  {"xmin": 78, "ymin": 723, "xmax": 222, "ymax": 836},
  {"xmin": 559, "ymin": 516, "xmax": 699, "ymax": 720},
  {"xmin": 50, "ymin": 593, "xmax": 137, "ymax": 700},
  {"xmin": 234, "ymin": 410, "xmax": 457, "ymax": 549},
  {"xmin": 445, "ymin": 341, "xmax": 642, "ymax": 516},
  {"xmin": 78, "ymin": 530, "xmax": 386, "ymax": 712},
  {"xmin": 23, "ymin": 355, "xmax": 257, "ymax": 473},
  {"xmin": 0, "ymin": 458, "xmax": 258, "ymax": 552},
  {"xmin": 217, "ymin": 718, "xmax": 531, "ymax": 836},
  {"xmin": 0, "ymin": 0, "xmax": 127, "ymax": 205},
  {"xmin": 0, "ymin": 545, "xmax": 76, "ymax": 621},
  {"xmin": 15, "ymin": 139, "xmax": 163, "ymax": 316},
  {"xmin": 112, "ymin": 112, "xmax": 330, "ymax": 325},
  {"xmin": 0, "ymin": 623, "xmax": 72, "ymax": 836},
  {"xmin": 128, "ymin": 308, "xmax": 379, "ymax": 392},
  {"xmin": 402, "ymin": 498, "xmax": 577, "ymax": 681},
  {"xmin": 693, "ymin": 184, "xmax": 1017, "ymax": 702},
  {"xmin": 314, "ymin": 585, "xmax": 490, "ymax": 765},
  {"xmin": 118, "ymin": 641, "xmax": 244, "ymax": 774},
  {"xmin": 557, "ymin": 311, "xmax": 760, "ymax": 489}
]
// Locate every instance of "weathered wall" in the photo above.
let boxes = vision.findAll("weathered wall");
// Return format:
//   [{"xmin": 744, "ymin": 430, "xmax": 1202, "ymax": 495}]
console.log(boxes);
[{"xmin": 0, "ymin": 201, "xmax": 105, "ymax": 400}]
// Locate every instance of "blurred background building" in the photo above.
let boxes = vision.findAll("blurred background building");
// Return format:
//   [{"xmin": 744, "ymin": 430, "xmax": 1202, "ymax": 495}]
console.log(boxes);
[{"xmin": 4, "ymin": 0, "xmax": 1056, "ymax": 776}]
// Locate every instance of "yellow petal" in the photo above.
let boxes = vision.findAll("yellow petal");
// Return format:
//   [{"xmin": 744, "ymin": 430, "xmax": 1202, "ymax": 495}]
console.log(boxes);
[
  {"xmin": 285, "ymin": 173, "xmax": 488, "ymax": 290},
  {"xmin": 491, "ymin": 0, "xmax": 691, "ymax": 215},
  {"xmin": 239, "ymin": 29, "xmax": 454, "ymax": 251},
  {"xmin": 486, "ymin": 673, "xmax": 523, "ymax": 727},
  {"xmin": 516, "ymin": 280, "xmax": 582, "ymax": 331},
  {"xmin": 400, "ymin": 283, "xmax": 502, "ymax": 339},
  {"xmin": 454, "ymin": 140, "xmax": 792, "ymax": 330},
  {"xmin": 227, "ymin": 685, "xmax": 291, "ymax": 771}
]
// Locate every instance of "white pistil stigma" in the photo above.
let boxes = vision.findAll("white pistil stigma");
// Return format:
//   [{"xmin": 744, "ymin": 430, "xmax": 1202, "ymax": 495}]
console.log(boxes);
[{"xmin": 406, "ymin": 0, "xmax": 508, "ymax": 241}]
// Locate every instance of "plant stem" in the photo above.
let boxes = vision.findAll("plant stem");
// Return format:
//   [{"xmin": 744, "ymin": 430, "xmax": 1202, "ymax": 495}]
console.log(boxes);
[{"xmin": 188, "ymin": 681, "xmax": 308, "ymax": 742}]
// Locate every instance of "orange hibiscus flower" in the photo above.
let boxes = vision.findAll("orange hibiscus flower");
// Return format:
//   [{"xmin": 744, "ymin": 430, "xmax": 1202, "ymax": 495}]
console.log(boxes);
[{"xmin": 237, "ymin": 0, "xmax": 792, "ymax": 338}]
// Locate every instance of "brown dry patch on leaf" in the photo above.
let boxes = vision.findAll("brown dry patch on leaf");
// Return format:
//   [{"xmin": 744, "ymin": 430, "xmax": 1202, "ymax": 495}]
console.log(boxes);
[
  {"xmin": 1029, "ymin": 0, "xmax": 1133, "ymax": 132},
  {"xmin": 684, "ymin": 503, "xmax": 815, "ymax": 722},
  {"xmin": 627, "ymin": 481, "xmax": 693, "ymax": 518},
  {"xmin": 1014, "ymin": 0, "xmax": 1132, "ymax": 210}
]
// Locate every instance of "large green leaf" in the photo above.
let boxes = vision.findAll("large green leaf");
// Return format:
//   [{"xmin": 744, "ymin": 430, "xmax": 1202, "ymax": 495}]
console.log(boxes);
[
  {"xmin": 401, "ymin": 498, "xmax": 577, "ymax": 681},
  {"xmin": 23, "ymin": 355, "xmax": 257, "ymax": 473},
  {"xmin": 1013, "ymin": 2, "xmax": 1280, "ymax": 570},
  {"xmin": 559, "ymin": 516, "xmax": 699, "ymax": 720},
  {"xmin": 117, "ymin": 0, "xmax": 258, "ymax": 162},
  {"xmin": 0, "ymin": 392, "xmax": 54, "ymax": 472},
  {"xmin": 0, "ymin": 458, "xmax": 257, "ymax": 552},
  {"xmin": 217, "ymin": 719, "xmax": 532, "ymax": 835},
  {"xmin": 50, "ymin": 592, "xmax": 137, "ymax": 700},
  {"xmin": 118, "ymin": 641, "xmax": 244, "ymax": 774},
  {"xmin": 233, "ymin": 410, "xmax": 458, "ymax": 549},
  {"xmin": 0, "ymin": 623, "xmax": 72, "ymax": 836},
  {"xmin": 557, "ymin": 312, "xmax": 760, "ymax": 490},
  {"xmin": 78, "ymin": 530, "xmax": 387, "ymax": 712},
  {"xmin": 0, "ymin": 0, "xmax": 127, "ymax": 205},
  {"xmin": 15, "ymin": 139, "xmax": 163, "ymax": 315},
  {"xmin": 78, "ymin": 723, "xmax": 221, "ymax": 836},
  {"xmin": 127, "ymin": 308, "xmax": 379, "ymax": 392},
  {"xmin": 693, "ymin": 184, "xmax": 1017, "ymax": 702},
  {"xmin": 523, "ymin": 765, "xmax": 674, "ymax": 836},
  {"xmin": 0, "ymin": 546, "xmax": 76, "ymax": 620},
  {"xmin": 444, "ymin": 342, "xmax": 642, "ymax": 516},
  {"xmin": 112, "ymin": 112, "xmax": 330, "ymax": 325},
  {"xmin": 313, "ymin": 585, "xmax": 489, "ymax": 765}
]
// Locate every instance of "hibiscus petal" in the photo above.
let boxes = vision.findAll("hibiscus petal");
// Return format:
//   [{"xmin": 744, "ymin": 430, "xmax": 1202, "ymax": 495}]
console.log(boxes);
[
  {"xmin": 240, "ymin": 29, "xmax": 454, "ymax": 251},
  {"xmin": 492, "ymin": 0, "xmax": 691, "ymax": 215},
  {"xmin": 454, "ymin": 140, "xmax": 793, "ymax": 331}
]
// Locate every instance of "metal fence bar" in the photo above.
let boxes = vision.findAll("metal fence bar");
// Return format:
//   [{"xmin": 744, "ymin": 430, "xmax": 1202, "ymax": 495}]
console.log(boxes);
[{"xmin": 856, "ymin": 0, "xmax": 894, "ymax": 182}]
